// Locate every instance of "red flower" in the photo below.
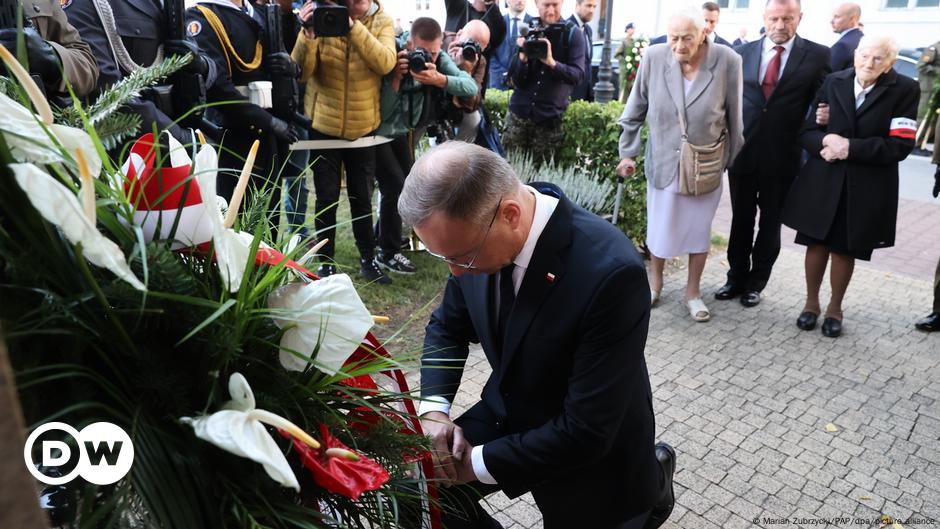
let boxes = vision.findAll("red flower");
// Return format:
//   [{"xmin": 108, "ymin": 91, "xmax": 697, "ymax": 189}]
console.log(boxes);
[{"xmin": 281, "ymin": 424, "xmax": 390, "ymax": 499}]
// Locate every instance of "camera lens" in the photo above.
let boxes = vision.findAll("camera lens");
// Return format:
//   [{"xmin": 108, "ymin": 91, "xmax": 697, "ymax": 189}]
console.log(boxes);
[{"xmin": 462, "ymin": 46, "xmax": 477, "ymax": 62}]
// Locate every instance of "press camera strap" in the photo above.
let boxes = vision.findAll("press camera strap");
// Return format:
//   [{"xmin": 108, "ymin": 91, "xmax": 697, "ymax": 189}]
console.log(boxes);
[{"xmin": 92, "ymin": 0, "xmax": 164, "ymax": 75}]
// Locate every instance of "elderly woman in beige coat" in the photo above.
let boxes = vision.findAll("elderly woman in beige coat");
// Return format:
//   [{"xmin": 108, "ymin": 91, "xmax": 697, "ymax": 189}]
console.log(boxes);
[{"xmin": 618, "ymin": 7, "xmax": 744, "ymax": 322}]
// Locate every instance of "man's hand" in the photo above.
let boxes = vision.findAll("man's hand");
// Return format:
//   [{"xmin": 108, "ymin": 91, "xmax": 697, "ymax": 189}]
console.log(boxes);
[
  {"xmin": 269, "ymin": 116, "xmax": 299, "ymax": 143},
  {"xmin": 821, "ymin": 133, "xmax": 849, "ymax": 162},
  {"xmin": 300, "ymin": 1, "xmax": 316, "ymax": 38},
  {"xmin": 538, "ymin": 38, "xmax": 556, "ymax": 68},
  {"xmin": 0, "ymin": 27, "xmax": 61, "ymax": 88},
  {"xmin": 412, "ymin": 62, "xmax": 447, "ymax": 88},
  {"xmin": 165, "ymin": 39, "xmax": 209, "ymax": 76},
  {"xmin": 617, "ymin": 157, "xmax": 637, "ymax": 177},
  {"xmin": 265, "ymin": 52, "xmax": 300, "ymax": 78},
  {"xmin": 420, "ymin": 411, "xmax": 468, "ymax": 486},
  {"xmin": 816, "ymin": 103, "xmax": 830, "ymax": 126},
  {"xmin": 453, "ymin": 441, "xmax": 478, "ymax": 485},
  {"xmin": 933, "ymin": 166, "xmax": 939, "ymax": 198}
]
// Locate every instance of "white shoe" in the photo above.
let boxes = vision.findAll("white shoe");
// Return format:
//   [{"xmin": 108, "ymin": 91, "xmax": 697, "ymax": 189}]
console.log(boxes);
[{"xmin": 687, "ymin": 298, "xmax": 711, "ymax": 322}]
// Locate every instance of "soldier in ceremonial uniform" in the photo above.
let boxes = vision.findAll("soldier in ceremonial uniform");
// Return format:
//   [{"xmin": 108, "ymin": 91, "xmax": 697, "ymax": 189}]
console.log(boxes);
[
  {"xmin": 917, "ymin": 39, "xmax": 940, "ymax": 122},
  {"xmin": 0, "ymin": 0, "xmax": 99, "ymax": 97},
  {"xmin": 64, "ymin": 0, "xmax": 217, "ymax": 143},
  {"xmin": 185, "ymin": 0, "xmax": 302, "ymax": 236}
]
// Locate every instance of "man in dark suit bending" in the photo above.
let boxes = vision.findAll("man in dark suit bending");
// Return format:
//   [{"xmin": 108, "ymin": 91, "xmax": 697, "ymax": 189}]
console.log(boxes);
[
  {"xmin": 718, "ymin": 0, "xmax": 831, "ymax": 307},
  {"xmin": 399, "ymin": 141, "xmax": 675, "ymax": 529}
]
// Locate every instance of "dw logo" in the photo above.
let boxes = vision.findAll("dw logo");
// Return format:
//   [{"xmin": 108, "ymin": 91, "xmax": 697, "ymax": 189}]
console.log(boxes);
[{"xmin": 23, "ymin": 422, "xmax": 134, "ymax": 485}]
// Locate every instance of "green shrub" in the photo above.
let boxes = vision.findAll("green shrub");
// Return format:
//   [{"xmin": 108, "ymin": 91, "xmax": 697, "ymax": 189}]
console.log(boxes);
[{"xmin": 485, "ymin": 90, "xmax": 648, "ymax": 242}]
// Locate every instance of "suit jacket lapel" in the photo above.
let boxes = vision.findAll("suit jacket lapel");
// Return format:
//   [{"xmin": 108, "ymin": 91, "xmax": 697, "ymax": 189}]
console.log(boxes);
[
  {"xmin": 743, "ymin": 39, "xmax": 764, "ymax": 103},
  {"xmin": 773, "ymin": 35, "xmax": 807, "ymax": 95},
  {"xmin": 684, "ymin": 43, "xmax": 717, "ymax": 107},
  {"xmin": 664, "ymin": 56, "xmax": 685, "ymax": 120},
  {"xmin": 832, "ymin": 71, "xmax": 857, "ymax": 127},
  {"xmin": 498, "ymin": 193, "xmax": 573, "ymax": 376}
]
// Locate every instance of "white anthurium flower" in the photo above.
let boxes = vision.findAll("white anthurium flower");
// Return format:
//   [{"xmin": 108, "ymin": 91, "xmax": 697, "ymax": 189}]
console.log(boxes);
[
  {"xmin": 267, "ymin": 274, "xmax": 374, "ymax": 375},
  {"xmin": 180, "ymin": 372, "xmax": 321, "ymax": 492},
  {"xmin": 0, "ymin": 92, "xmax": 102, "ymax": 178},
  {"xmin": 189, "ymin": 142, "xmax": 269, "ymax": 292},
  {"xmin": 9, "ymin": 162, "xmax": 145, "ymax": 291}
]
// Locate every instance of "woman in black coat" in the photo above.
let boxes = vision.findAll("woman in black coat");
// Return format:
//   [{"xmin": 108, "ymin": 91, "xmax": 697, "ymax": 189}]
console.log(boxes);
[{"xmin": 781, "ymin": 35, "xmax": 919, "ymax": 338}]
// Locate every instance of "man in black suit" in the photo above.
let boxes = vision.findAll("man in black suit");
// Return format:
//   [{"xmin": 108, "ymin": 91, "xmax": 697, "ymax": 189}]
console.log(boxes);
[
  {"xmin": 447, "ymin": 0, "xmax": 507, "ymax": 92},
  {"xmin": 829, "ymin": 2, "xmax": 863, "ymax": 71},
  {"xmin": 717, "ymin": 0, "xmax": 831, "ymax": 307},
  {"xmin": 568, "ymin": 0, "xmax": 596, "ymax": 101},
  {"xmin": 650, "ymin": 2, "xmax": 731, "ymax": 47},
  {"xmin": 399, "ymin": 141, "xmax": 675, "ymax": 529}
]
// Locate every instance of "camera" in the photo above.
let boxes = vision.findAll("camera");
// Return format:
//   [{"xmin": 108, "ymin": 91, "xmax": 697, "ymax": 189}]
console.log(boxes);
[
  {"xmin": 458, "ymin": 39, "xmax": 483, "ymax": 63},
  {"xmin": 408, "ymin": 47, "xmax": 433, "ymax": 73},
  {"xmin": 301, "ymin": 0, "xmax": 349, "ymax": 38},
  {"xmin": 519, "ymin": 19, "xmax": 565, "ymax": 61}
]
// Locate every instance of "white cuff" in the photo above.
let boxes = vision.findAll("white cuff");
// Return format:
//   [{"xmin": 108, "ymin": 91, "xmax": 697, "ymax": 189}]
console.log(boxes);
[
  {"xmin": 417, "ymin": 395, "xmax": 452, "ymax": 417},
  {"xmin": 471, "ymin": 445, "xmax": 497, "ymax": 485}
]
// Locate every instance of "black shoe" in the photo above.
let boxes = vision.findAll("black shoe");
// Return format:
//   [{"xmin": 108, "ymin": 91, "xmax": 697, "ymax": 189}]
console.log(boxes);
[
  {"xmin": 715, "ymin": 283, "xmax": 743, "ymax": 300},
  {"xmin": 316, "ymin": 264, "xmax": 337, "ymax": 278},
  {"xmin": 645, "ymin": 442, "xmax": 676, "ymax": 529},
  {"xmin": 796, "ymin": 311, "xmax": 818, "ymax": 331},
  {"xmin": 359, "ymin": 258, "xmax": 392, "ymax": 285},
  {"xmin": 740, "ymin": 290, "xmax": 761, "ymax": 307},
  {"xmin": 821, "ymin": 317, "xmax": 842, "ymax": 338},
  {"xmin": 375, "ymin": 252, "xmax": 417, "ymax": 275},
  {"xmin": 915, "ymin": 312, "xmax": 940, "ymax": 332}
]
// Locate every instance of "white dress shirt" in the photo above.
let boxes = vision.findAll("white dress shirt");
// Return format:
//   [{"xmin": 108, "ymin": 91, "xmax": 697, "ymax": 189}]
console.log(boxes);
[
  {"xmin": 417, "ymin": 186, "xmax": 559, "ymax": 485},
  {"xmin": 758, "ymin": 35, "xmax": 796, "ymax": 84},
  {"xmin": 853, "ymin": 76, "xmax": 875, "ymax": 109}
]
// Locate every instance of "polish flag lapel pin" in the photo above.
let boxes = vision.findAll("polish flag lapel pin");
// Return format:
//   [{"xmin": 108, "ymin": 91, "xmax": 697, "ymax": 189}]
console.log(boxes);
[{"xmin": 545, "ymin": 272, "xmax": 556, "ymax": 283}]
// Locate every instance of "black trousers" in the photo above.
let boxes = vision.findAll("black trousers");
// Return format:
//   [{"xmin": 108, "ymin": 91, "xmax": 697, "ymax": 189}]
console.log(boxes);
[
  {"xmin": 309, "ymin": 131, "xmax": 377, "ymax": 260},
  {"xmin": 374, "ymin": 135, "xmax": 414, "ymax": 256},
  {"xmin": 726, "ymin": 169, "xmax": 790, "ymax": 292},
  {"xmin": 933, "ymin": 257, "xmax": 940, "ymax": 313},
  {"xmin": 216, "ymin": 132, "xmax": 285, "ymax": 239},
  {"xmin": 438, "ymin": 401, "xmax": 655, "ymax": 529}
]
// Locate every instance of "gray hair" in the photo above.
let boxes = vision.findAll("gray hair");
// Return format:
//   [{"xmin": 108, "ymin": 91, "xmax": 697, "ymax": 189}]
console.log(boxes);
[
  {"xmin": 856, "ymin": 34, "xmax": 899, "ymax": 62},
  {"xmin": 765, "ymin": 0, "xmax": 800, "ymax": 6},
  {"xmin": 398, "ymin": 141, "xmax": 522, "ymax": 228},
  {"xmin": 670, "ymin": 6, "xmax": 706, "ymax": 32}
]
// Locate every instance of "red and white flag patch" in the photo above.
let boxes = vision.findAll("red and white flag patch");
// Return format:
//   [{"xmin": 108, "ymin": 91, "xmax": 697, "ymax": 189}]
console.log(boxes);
[{"xmin": 889, "ymin": 117, "xmax": 917, "ymax": 139}]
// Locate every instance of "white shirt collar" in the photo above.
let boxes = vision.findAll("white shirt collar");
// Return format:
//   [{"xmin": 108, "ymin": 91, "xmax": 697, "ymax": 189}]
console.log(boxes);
[
  {"xmin": 762, "ymin": 35, "xmax": 795, "ymax": 53},
  {"xmin": 839, "ymin": 27, "xmax": 858, "ymax": 38},
  {"xmin": 707, "ymin": 32, "xmax": 716, "ymax": 43},
  {"xmin": 509, "ymin": 186, "xmax": 559, "ymax": 290},
  {"xmin": 575, "ymin": 14, "xmax": 588, "ymax": 28},
  {"xmin": 853, "ymin": 76, "xmax": 875, "ymax": 98},
  {"xmin": 199, "ymin": 0, "xmax": 254, "ymax": 18}
]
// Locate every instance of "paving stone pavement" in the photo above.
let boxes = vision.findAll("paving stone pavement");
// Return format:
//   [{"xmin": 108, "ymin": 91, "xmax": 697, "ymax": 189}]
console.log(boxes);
[{"xmin": 412, "ymin": 245, "xmax": 940, "ymax": 529}]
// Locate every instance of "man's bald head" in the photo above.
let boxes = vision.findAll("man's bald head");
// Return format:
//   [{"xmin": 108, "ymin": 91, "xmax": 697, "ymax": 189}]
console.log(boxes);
[
  {"xmin": 460, "ymin": 19, "xmax": 491, "ymax": 50},
  {"xmin": 831, "ymin": 2, "xmax": 861, "ymax": 33}
]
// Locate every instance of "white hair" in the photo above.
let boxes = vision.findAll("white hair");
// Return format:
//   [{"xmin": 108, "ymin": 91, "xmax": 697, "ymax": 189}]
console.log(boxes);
[
  {"xmin": 856, "ymin": 34, "xmax": 899, "ymax": 62},
  {"xmin": 669, "ymin": 6, "xmax": 706, "ymax": 32}
]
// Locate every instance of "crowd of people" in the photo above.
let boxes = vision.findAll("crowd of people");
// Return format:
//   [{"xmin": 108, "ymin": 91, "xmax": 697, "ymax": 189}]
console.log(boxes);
[{"xmin": 4, "ymin": 0, "xmax": 939, "ymax": 527}]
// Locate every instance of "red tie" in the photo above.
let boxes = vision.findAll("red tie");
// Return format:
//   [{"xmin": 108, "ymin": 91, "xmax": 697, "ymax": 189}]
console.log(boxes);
[{"xmin": 761, "ymin": 46, "xmax": 784, "ymax": 99}]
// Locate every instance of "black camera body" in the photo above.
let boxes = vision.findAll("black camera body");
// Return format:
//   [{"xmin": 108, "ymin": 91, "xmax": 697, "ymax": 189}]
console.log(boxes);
[
  {"xmin": 459, "ymin": 39, "xmax": 483, "ymax": 63},
  {"xmin": 302, "ymin": 1, "xmax": 349, "ymax": 38},
  {"xmin": 408, "ymin": 47, "xmax": 433, "ymax": 73},
  {"xmin": 519, "ymin": 18, "xmax": 566, "ymax": 61}
]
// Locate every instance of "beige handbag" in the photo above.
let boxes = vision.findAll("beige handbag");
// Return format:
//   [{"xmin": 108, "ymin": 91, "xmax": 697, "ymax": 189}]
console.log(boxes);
[{"xmin": 677, "ymin": 111, "xmax": 726, "ymax": 196}]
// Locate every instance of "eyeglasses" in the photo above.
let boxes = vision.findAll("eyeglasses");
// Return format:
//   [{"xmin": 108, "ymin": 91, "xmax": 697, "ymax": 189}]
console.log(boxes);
[{"xmin": 426, "ymin": 200, "xmax": 501, "ymax": 271}]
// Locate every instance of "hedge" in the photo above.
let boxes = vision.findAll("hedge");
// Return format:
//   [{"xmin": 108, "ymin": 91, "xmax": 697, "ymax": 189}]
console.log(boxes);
[{"xmin": 484, "ymin": 89, "xmax": 648, "ymax": 242}]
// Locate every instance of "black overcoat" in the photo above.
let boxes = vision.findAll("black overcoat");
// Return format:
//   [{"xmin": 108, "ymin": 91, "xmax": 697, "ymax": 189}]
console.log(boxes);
[{"xmin": 782, "ymin": 68, "xmax": 919, "ymax": 252}]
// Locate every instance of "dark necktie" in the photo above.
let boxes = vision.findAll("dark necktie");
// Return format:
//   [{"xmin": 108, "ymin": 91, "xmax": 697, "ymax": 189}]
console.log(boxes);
[
  {"xmin": 761, "ymin": 45, "xmax": 784, "ymax": 99},
  {"xmin": 510, "ymin": 17, "xmax": 519, "ymax": 42},
  {"xmin": 497, "ymin": 264, "xmax": 516, "ymax": 345},
  {"xmin": 584, "ymin": 24, "xmax": 593, "ymax": 60}
]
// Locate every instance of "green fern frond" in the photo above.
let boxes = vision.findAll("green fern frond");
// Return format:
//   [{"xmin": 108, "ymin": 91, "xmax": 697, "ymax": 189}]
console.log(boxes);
[
  {"xmin": 57, "ymin": 54, "xmax": 191, "ymax": 127},
  {"xmin": 94, "ymin": 112, "xmax": 144, "ymax": 151}
]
